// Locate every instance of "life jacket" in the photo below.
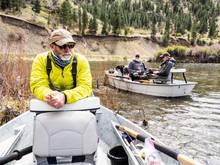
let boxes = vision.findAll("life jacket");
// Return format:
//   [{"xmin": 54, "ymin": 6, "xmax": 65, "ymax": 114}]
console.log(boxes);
[{"xmin": 46, "ymin": 54, "xmax": 77, "ymax": 90}]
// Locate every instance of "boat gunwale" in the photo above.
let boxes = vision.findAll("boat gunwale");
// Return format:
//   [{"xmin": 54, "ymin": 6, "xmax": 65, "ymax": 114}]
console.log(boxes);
[{"xmin": 107, "ymin": 74, "xmax": 197, "ymax": 86}]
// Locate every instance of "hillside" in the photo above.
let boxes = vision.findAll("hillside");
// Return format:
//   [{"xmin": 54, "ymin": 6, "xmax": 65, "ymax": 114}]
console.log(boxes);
[
  {"xmin": 1, "ymin": 0, "xmax": 220, "ymax": 62},
  {"xmin": 1, "ymin": 0, "xmax": 220, "ymax": 39},
  {"xmin": 0, "ymin": 14, "xmax": 161, "ymax": 61}
]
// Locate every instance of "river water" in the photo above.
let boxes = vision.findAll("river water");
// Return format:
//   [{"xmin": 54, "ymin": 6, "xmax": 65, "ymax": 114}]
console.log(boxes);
[{"xmin": 91, "ymin": 62, "xmax": 220, "ymax": 165}]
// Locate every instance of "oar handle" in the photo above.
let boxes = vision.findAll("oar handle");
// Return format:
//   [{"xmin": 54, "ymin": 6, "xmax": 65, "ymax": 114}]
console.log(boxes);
[
  {"xmin": 116, "ymin": 125, "xmax": 203, "ymax": 165},
  {"xmin": 178, "ymin": 154, "xmax": 202, "ymax": 165},
  {"xmin": 154, "ymin": 142, "xmax": 203, "ymax": 165},
  {"xmin": 115, "ymin": 125, "xmax": 139, "ymax": 138}
]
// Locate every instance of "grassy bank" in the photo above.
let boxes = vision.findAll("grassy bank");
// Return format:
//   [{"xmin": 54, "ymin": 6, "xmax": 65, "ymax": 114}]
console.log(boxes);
[
  {"xmin": 0, "ymin": 55, "xmax": 31, "ymax": 125},
  {"xmin": 150, "ymin": 45, "xmax": 220, "ymax": 63}
]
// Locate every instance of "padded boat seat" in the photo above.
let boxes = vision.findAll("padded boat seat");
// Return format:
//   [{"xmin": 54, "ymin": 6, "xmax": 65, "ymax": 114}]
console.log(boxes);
[
  {"xmin": 153, "ymin": 72, "xmax": 172, "ymax": 84},
  {"xmin": 153, "ymin": 77, "xmax": 170, "ymax": 84},
  {"xmin": 33, "ymin": 111, "xmax": 98, "ymax": 164}
]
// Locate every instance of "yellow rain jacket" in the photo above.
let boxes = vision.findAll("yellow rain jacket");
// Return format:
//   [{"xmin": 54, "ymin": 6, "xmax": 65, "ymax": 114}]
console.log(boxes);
[{"xmin": 30, "ymin": 51, "xmax": 92, "ymax": 103}]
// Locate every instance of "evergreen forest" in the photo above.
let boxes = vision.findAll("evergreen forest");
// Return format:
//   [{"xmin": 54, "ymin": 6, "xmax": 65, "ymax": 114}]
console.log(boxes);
[{"xmin": 0, "ymin": 0, "xmax": 220, "ymax": 46}]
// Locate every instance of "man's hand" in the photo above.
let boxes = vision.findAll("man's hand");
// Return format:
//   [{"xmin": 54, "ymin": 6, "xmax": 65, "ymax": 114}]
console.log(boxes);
[{"xmin": 44, "ymin": 91, "xmax": 65, "ymax": 109}]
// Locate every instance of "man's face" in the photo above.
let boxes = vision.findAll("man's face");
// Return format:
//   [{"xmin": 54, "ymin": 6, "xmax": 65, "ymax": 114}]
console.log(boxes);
[
  {"xmin": 51, "ymin": 43, "xmax": 75, "ymax": 57},
  {"xmin": 163, "ymin": 56, "xmax": 169, "ymax": 61}
]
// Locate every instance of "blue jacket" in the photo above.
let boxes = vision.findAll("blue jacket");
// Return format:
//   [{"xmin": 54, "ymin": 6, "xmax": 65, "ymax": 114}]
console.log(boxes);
[
  {"xmin": 128, "ymin": 59, "xmax": 146, "ymax": 73},
  {"xmin": 157, "ymin": 60, "xmax": 173, "ymax": 77}
]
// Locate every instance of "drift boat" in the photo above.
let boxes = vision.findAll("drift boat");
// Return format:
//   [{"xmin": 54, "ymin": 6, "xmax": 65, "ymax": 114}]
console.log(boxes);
[
  {"xmin": 0, "ymin": 97, "xmax": 201, "ymax": 165},
  {"xmin": 105, "ymin": 68, "xmax": 197, "ymax": 97}
]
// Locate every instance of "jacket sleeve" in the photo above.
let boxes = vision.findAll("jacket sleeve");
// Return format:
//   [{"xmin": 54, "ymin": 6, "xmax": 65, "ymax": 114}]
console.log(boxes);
[
  {"xmin": 30, "ymin": 54, "xmax": 52, "ymax": 100},
  {"xmin": 157, "ymin": 61, "xmax": 173, "ymax": 76},
  {"xmin": 128, "ymin": 61, "xmax": 135, "ymax": 73},
  {"xmin": 62, "ymin": 55, "xmax": 92, "ymax": 103}
]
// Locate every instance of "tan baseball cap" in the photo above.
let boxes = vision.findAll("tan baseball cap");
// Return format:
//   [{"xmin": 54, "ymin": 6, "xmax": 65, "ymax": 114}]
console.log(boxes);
[
  {"xmin": 160, "ymin": 52, "xmax": 170, "ymax": 58},
  {"xmin": 48, "ymin": 29, "xmax": 76, "ymax": 46}
]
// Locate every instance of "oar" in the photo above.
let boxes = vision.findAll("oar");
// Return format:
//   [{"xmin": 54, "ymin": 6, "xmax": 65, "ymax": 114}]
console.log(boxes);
[
  {"xmin": 0, "ymin": 146, "xmax": 32, "ymax": 164},
  {"xmin": 116, "ymin": 125, "xmax": 203, "ymax": 165}
]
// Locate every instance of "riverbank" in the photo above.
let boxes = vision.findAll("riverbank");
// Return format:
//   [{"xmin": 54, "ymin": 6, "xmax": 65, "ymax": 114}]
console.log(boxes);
[{"xmin": 151, "ymin": 45, "xmax": 220, "ymax": 63}]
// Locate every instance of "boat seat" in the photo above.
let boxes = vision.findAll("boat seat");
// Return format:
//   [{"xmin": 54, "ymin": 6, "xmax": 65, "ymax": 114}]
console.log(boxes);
[
  {"xmin": 33, "ymin": 111, "xmax": 98, "ymax": 164},
  {"xmin": 153, "ymin": 72, "xmax": 172, "ymax": 84},
  {"xmin": 33, "ymin": 110, "xmax": 98, "ymax": 165}
]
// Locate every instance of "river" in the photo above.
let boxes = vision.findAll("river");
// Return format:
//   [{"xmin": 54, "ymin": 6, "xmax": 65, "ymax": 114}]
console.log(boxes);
[{"xmin": 91, "ymin": 62, "xmax": 220, "ymax": 165}]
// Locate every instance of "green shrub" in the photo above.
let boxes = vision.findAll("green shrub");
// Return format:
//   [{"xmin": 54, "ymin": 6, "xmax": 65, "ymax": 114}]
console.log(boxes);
[
  {"xmin": 123, "ymin": 56, "xmax": 127, "ymax": 61},
  {"xmin": 197, "ymin": 38, "xmax": 206, "ymax": 46},
  {"xmin": 173, "ymin": 33, "xmax": 182, "ymax": 37},
  {"xmin": 157, "ymin": 45, "xmax": 188, "ymax": 58}
]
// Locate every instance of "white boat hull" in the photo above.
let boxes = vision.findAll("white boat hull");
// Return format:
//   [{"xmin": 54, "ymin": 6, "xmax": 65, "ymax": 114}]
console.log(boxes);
[{"xmin": 106, "ymin": 74, "xmax": 197, "ymax": 97}]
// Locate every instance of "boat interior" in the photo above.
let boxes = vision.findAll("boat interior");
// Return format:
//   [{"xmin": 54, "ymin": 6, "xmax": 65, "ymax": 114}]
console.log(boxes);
[{"xmin": 0, "ymin": 97, "xmax": 184, "ymax": 165}]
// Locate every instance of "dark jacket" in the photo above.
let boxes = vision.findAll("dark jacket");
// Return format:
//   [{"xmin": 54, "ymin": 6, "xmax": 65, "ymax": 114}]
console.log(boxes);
[
  {"xmin": 128, "ymin": 59, "xmax": 146, "ymax": 73},
  {"xmin": 157, "ymin": 60, "xmax": 173, "ymax": 77}
]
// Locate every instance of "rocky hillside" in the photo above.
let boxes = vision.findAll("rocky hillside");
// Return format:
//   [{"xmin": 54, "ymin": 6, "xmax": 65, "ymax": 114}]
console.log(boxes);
[
  {"xmin": 1, "ymin": 13, "xmax": 220, "ymax": 63},
  {"xmin": 0, "ymin": 14, "xmax": 48, "ymax": 56},
  {"xmin": 0, "ymin": 14, "xmax": 162, "ymax": 61}
]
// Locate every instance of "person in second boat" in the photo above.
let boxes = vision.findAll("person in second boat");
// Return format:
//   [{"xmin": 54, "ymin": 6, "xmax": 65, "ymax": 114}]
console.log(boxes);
[
  {"xmin": 150, "ymin": 52, "xmax": 174, "ymax": 81},
  {"xmin": 30, "ymin": 28, "xmax": 92, "ymax": 109},
  {"xmin": 128, "ymin": 54, "xmax": 148, "ymax": 81}
]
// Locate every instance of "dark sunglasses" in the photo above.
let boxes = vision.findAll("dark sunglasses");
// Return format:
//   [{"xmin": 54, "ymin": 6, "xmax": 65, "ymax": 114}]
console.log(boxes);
[{"xmin": 54, "ymin": 43, "xmax": 75, "ymax": 49}]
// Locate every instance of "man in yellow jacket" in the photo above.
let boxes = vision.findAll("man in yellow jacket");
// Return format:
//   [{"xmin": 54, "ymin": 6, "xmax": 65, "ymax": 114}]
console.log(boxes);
[{"xmin": 30, "ymin": 29, "xmax": 92, "ymax": 108}]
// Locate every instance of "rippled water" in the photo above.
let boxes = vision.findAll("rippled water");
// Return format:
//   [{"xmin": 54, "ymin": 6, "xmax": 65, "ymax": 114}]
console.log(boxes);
[{"xmin": 91, "ymin": 62, "xmax": 220, "ymax": 165}]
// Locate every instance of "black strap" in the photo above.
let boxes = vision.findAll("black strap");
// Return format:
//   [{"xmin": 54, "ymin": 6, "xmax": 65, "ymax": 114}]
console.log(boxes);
[
  {"xmin": 46, "ymin": 55, "xmax": 53, "ymax": 90},
  {"xmin": 72, "ymin": 55, "xmax": 77, "ymax": 88},
  {"xmin": 47, "ymin": 157, "xmax": 57, "ymax": 164},
  {"xmin": 46, "ymin": 55, "xmax": 52, "ymax": 77},
  {"xmin": 46, "ymin": 54, "xmax": 77, "ymax": 90},
  {"xmin": 72, "ymin": 155, "xmax": 85, "ymax": 163}
]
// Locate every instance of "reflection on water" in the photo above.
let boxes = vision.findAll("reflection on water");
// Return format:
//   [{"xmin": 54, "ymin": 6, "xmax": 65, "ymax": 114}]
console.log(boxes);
[{"xmin": 91, "ymin": 62, "xmax": 220, "ymax": 164}]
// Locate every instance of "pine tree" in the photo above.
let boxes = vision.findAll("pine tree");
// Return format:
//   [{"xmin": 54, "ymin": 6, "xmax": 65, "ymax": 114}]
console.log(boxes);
[
  {"xmin": 162, "ymin": 17, "xmax": 170, "ymax": 47},
  {"xmin": 93, "ymin": 5, "xmax": 99, "ymax": 17},
  {"xmin": 186, "ymin": 14, "xmax": 192, "ymax": 31},
  {"xmin": 198, "ymin": 15, "xmax": 208, "ymax": 34},
  {"xmin": 88, "ymin": 17, "xmax": 98, "ymax": 34},
  {"xmin": 209, "ymin": 16, "xmax": 217, "ymax": 38},
  {"xmin": 151, "ymin": 15, "xmax": 157, "ymax": 39},
  {"xmin": 11, "ymin": 0, "xmax": 17, "ymax": 11},
  {"xmin": 191, "ymin": 22, "xmax": 197, "ymax": 45},
  {"xmin": 110, "ymin": 2, "xmax": 121, "ymax": 34},
  {"xmin": 163, "ymin": 2, "xmax": 170, "ymax": 16},
  {"xmin": 72, "ymin": 8, "xmax": 77, "ymax": 24},
  {"xmin": 88, "ymin": 18, "xmax": 93, "ymax": 34},
  {"xmin": 216, "ymin": 3, "xmax": 220, "ymax": 15},
  {"xmin": 93, "ymin": 17, "xmax": 98, "ymax": 34},
  {"xmin": 78, "ymin": 7, "xmax": 82, "ymax": 34},
  {"xmin": 32, "ymin": 0, "xmax": 41, "ymax": 14},
  {"xmin": 101, "ymin": 14, "xmax": 108, "ymax": 35},
  {"xmin": 0, "ymin": 0, "xmax": 9, "ymax": 10},
  {"xmin": 112, "ymin": 14, "xmax": 120, "ymax": 34},
  {"xmin": 82, "ymin": 8, "xmax": 88, "ymax": 35},
  {"xmin": 100, "ymin": 2, "xmax": 106, "ymax": 21},
  {"xmin": 59, "ymin": 0, "xmax": 72, "ymax": 27},
  {"xmin": 14, "ymin": 0, "xmax": 24, "ymax": 11},
  {"xmin": 171, "ymin": 0, "xmax": 180, "ymax": 13}
]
